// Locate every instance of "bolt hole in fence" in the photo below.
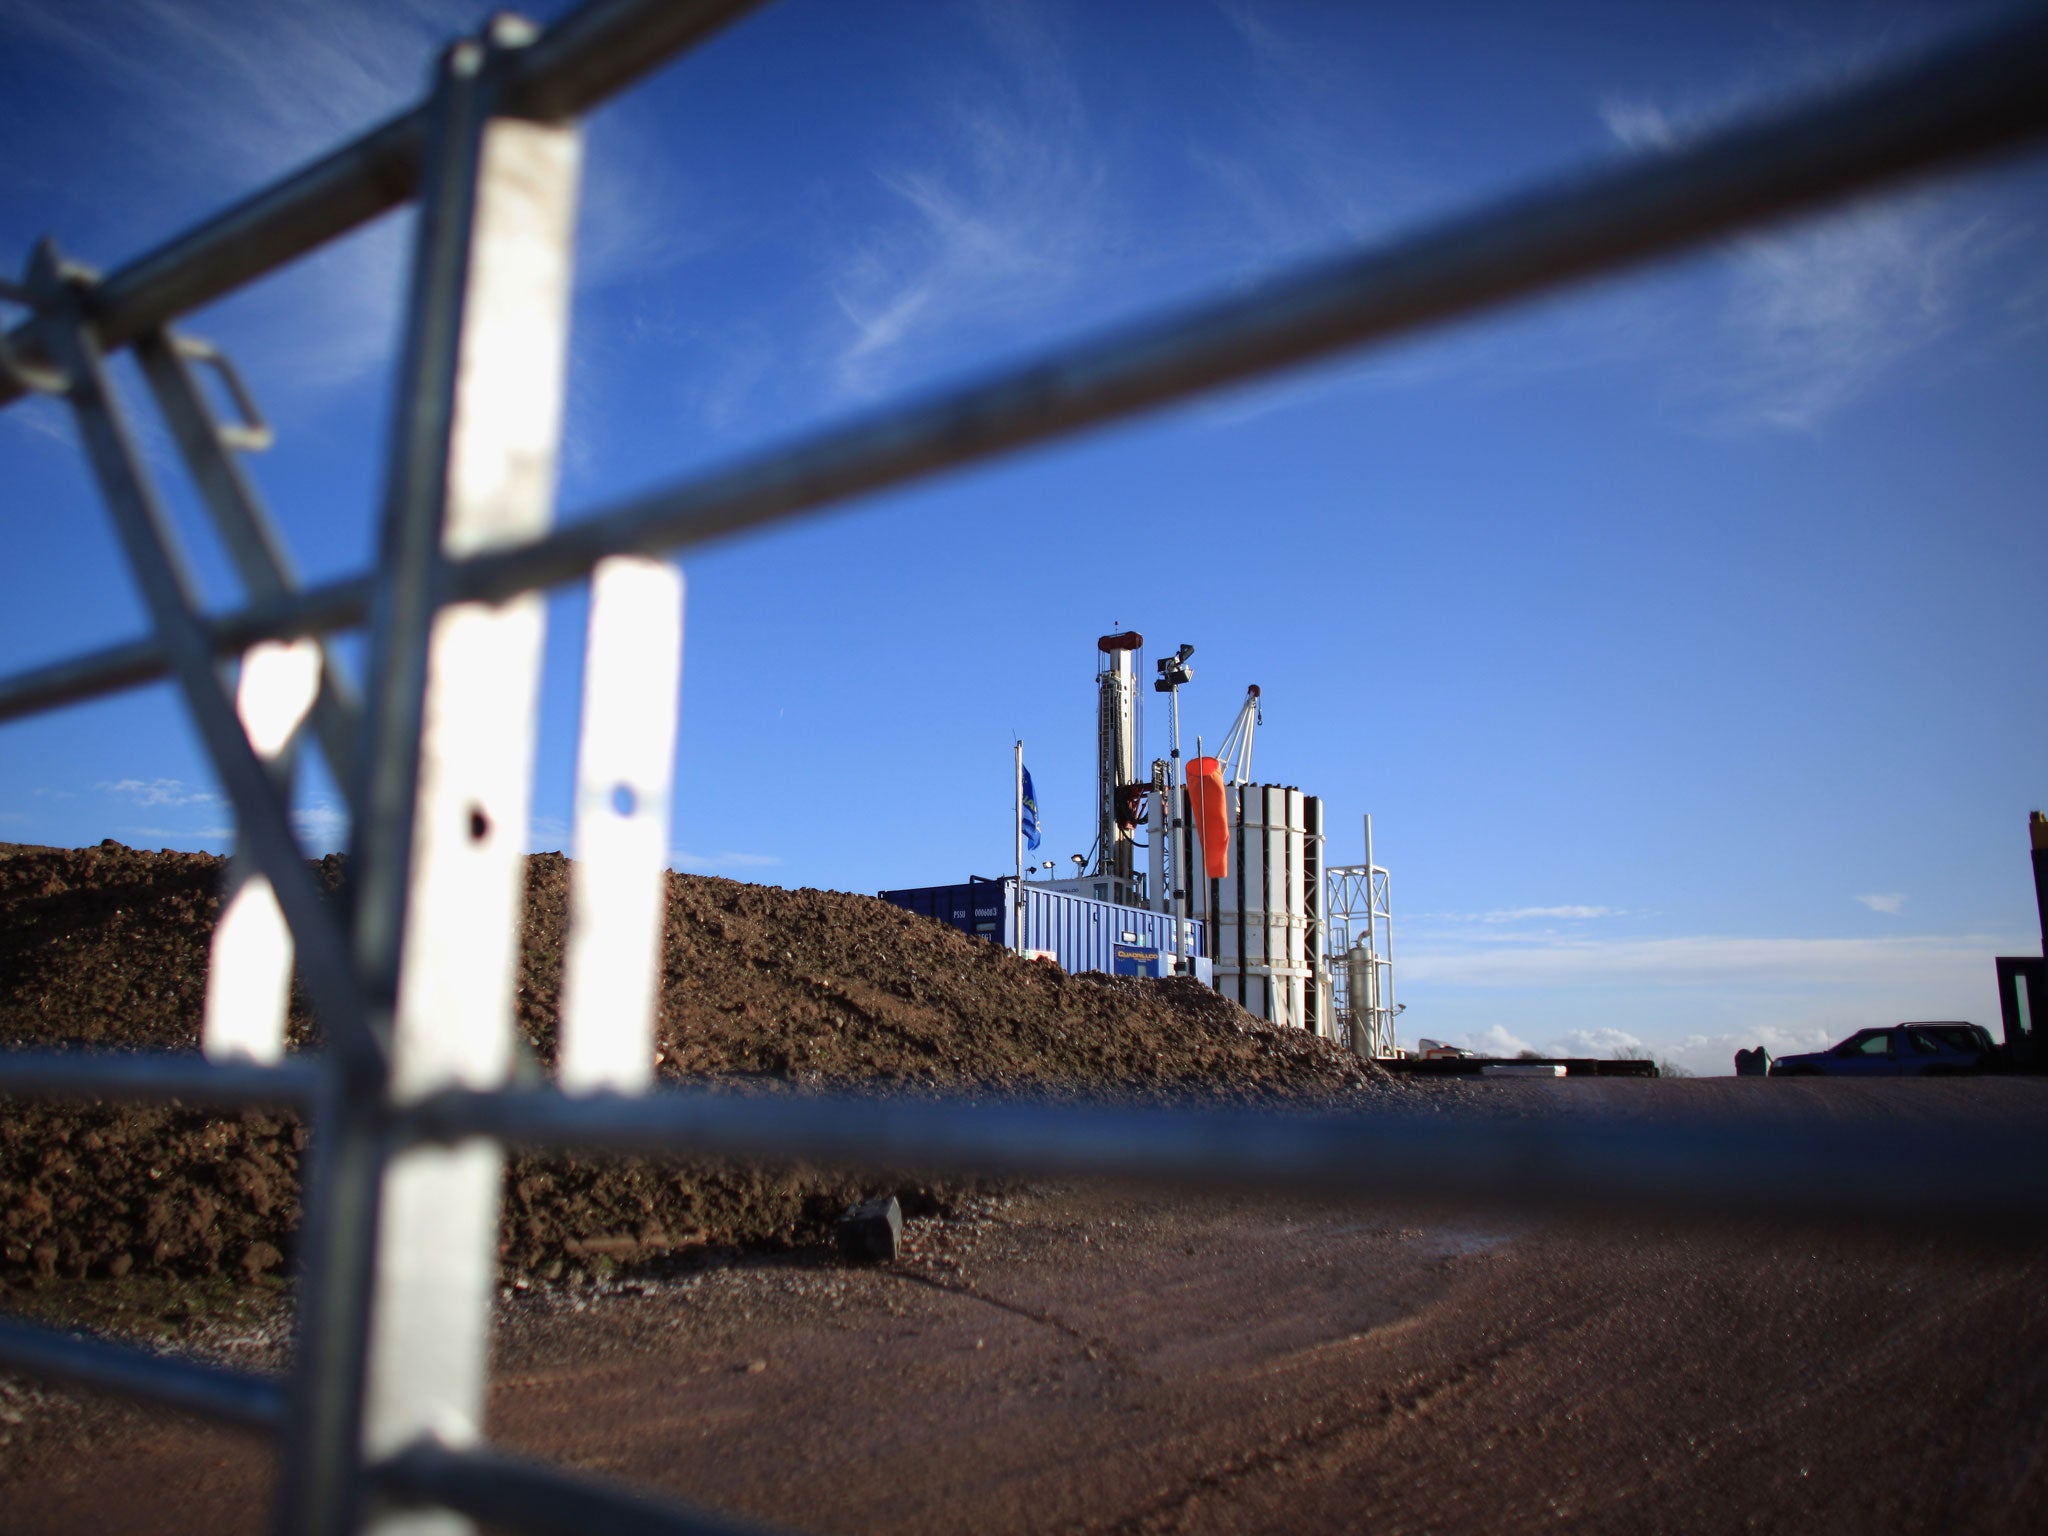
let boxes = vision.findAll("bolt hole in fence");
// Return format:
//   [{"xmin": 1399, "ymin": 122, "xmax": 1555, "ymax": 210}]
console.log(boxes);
[{"xmin": 2, "ymin": 1, "xmax": 2048, "ymax": 1533}]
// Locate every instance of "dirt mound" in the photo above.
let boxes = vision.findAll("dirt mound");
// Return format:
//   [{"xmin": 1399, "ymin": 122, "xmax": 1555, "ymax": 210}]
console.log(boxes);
[{"xmin": 1, "ymin": 843, "xmax": 1388, "ymax": 1285}]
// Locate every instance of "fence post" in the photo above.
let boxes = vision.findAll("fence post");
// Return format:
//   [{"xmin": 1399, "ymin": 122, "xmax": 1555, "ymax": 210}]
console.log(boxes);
[{"xmin": 272, "ymin": 19, "xmax": 584, "ymax": 1534}]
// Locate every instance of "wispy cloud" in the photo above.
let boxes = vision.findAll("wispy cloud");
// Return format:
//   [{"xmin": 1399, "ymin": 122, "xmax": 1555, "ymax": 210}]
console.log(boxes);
[
  {"xmin": 1707, "ymin": 197, "xmax": 1996, "ymax": 431},
  {"xmin": 1196, "ymin": 1, "xmax": 1423, "ymax": 267},
  {"xmin": 0, "ymin": 399, "xmax": 79, "ymax": 454},
  {"xmin": 0, "ymin": 1, "xmax": 474, "ymax": 181},
  {"xmin": 98, "ymin": 777, "xmax": 220, "ymax": 809},
  {"xmin": 824, "ymin": 0, "xmax": 1113, "ymax": 398},
  {"xmin": 1414, "ymin": 904, "xmax": 1626, "ymax": 926},
  {"xmin": 1191, "ymin": 6, "xmax": 2038, "ymax": 438},
  {"xmin": 1482, "ymin": 904, "xmax": 1622, "ymax": 924},
  {"xmin": 0, "ymin": 0, "xmax": 469, "ymax": 393},
  {"xmin": 1598, "ymin": 99, "xmax": 1678, "ymax": 154},
  {"xmin": 1596, "ymin": 57, "xmax": 2035, "ymax": 433},
  {"xmin": 1854, "ymin": 892, "xmax": 1906, "ymax": 916}
]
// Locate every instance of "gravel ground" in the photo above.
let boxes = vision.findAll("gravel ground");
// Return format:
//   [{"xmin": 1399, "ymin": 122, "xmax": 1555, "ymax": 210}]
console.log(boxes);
[
  {"xmin": 5, "ymin": 1109, "xmax": 2047, "ymax": 1535},
  {"xmin": 5, "ymin": 841, "xmax": 2046, "ymax": 1532}
]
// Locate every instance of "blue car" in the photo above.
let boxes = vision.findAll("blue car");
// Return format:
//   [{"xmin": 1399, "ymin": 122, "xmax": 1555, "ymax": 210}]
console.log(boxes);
[{"xmin": 1768, "ymin": 1022, "xmax": 1997, "ymax": 1077}]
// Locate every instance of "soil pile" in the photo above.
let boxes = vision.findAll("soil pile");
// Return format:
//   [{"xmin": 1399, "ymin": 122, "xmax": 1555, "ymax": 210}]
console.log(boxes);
[{"xmin": 1, "ymin": 843, "xmax": 1388, "ymax": 1284}]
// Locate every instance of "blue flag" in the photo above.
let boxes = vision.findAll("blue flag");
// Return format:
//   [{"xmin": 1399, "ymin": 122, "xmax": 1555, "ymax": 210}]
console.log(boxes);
[{"xmin": 1021, "ymin": 765, "xmax": 1041, "ymax": 851}]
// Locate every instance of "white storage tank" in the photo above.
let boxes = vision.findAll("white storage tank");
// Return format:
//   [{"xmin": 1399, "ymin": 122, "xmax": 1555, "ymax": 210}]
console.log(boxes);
[{"xmin": 1183, "ymin": 783, "xmax": 1326, "ymax": 1032}]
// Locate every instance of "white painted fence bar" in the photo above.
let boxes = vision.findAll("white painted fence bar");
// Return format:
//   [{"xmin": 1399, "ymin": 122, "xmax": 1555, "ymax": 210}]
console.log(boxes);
[
  {"xmin": 346, "ymin": 35, "xmax": 584, "ymax": 1535},
  {"xmin": 558, "ymin": 557, "xmax": 684, "ymax": 1094},
  {"xmin": 204, "ymin": 639, "xmax": 323, "ymax": 1067}
]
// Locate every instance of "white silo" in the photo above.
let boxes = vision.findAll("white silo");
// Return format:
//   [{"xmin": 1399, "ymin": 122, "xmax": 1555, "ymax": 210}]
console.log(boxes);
[{"xmin": 1183, "ymin": 783, "xmax": 1328, "ymax": 1032}]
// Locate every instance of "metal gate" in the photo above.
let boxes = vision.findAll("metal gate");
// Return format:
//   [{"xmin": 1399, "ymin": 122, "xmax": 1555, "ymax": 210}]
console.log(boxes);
[{"xmin": 2, "ymin": 2, "xmax": 2046, "ymax": 1531}]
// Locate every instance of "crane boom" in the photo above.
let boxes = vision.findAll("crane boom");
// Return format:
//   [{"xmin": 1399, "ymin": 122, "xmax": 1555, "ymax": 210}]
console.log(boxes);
[{"xmin": 1214, "ymin": 685, "xmax": 1261, "ymax": 785}]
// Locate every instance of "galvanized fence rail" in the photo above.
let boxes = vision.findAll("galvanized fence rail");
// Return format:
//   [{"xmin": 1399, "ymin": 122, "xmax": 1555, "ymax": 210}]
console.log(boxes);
[{"xmin": 2, "ymin": 2, "xmax": 2046, "ymax": 1532}]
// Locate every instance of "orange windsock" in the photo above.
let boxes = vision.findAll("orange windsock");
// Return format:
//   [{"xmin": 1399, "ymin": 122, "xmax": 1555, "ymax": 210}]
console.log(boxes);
[{"xmin": 1186, "ymin": 757, "xmax": 1230, "ymax": 880}]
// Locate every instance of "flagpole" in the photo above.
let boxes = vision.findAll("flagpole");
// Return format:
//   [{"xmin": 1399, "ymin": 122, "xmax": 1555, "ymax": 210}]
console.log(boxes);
[
  {"xmin": 1195, "ymin": 732, "xmax": 1208, "ymax": 966},
  {"xmin": 1013, "ymin": 740, "xmax": 1025, "ymax": 954}
]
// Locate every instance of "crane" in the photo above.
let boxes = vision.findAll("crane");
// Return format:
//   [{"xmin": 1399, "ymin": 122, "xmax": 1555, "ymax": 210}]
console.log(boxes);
[{"xmin": 1213, "ymin": 685, "xmax": 1261, "ymax": 785}]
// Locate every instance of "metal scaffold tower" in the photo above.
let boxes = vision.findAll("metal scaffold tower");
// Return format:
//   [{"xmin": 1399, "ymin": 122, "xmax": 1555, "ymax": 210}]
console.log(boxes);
[{"xmin": 1326, "ymin": 816, "xmax": 1397, "ymax": 1060}]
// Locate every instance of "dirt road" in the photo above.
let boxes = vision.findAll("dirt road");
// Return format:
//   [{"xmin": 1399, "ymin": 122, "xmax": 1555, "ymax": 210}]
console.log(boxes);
[
  {"xmin": 7, "ymin": 1080, "xmax": 2047, "ymax": 1534},
  {"xmin": 482, "ymin": 1192, "xmax": 2048, "ymax": 1535}
]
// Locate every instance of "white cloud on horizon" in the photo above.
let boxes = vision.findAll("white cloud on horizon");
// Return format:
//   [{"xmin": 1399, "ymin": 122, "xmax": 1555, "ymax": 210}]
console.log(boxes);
[
  {"xmin": 1677, "ymin": 1022, "xmax": 1839, "ymax": 1071},
  {"xmin": 1403, "ymin": 923, "xmax": 2020, "ymax": 1072},
  {"xmin": 1437, "ymin": 1004, "xmax": 2001, "ymax": 1079},
  {"xmin": 671, "ymin": 849, "xmax": 783, "ymax": 873},
  {"xmin": 1409, "ymin": 904, "xmax": 1628, "ymax": 928},
  {"xmin": 292, "ymin": 800, "xmax": 349, "ymax": 853},
  {"xmin": 91, "ymin": 779, "xmax": 347, "ymax": 853},
  {"xmin": 1453, "ymin": 1022, "xmax": 1652, "ymax": 1062},
  {"xmin": 119, "ymin": 825, "xmax": 233, "ymax": 846},
  {"xmin": 98, "ymin": 777, "xmax": 220, "ymax": 809},
  {"xmin": 1403, "ymin": 929, "xmax": 2017, "ymax": 989},
  {"xmin": 1483, "ymin": 904, "xmax": 1622, "ymax": 924},
  {"xmin": 1549, "ymin": 1026, "xmax": 1648, "ymax": 1059},
  {"xmin": 1471, "ymin": 1023, "xmax": 1532, "ymax": 1057}
]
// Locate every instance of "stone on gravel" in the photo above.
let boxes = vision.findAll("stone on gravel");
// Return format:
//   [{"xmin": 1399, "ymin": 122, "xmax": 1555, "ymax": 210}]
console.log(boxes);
[{"xmin": 837, "ymin": 1195, "xmax": 903, "ymax": 1264}]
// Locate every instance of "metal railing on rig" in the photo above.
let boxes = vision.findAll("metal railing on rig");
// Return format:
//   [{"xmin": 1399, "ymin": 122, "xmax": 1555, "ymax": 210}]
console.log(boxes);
[{"xmin": 2, "ymin": 2, "xmax": 2046, "ymax": 1532}]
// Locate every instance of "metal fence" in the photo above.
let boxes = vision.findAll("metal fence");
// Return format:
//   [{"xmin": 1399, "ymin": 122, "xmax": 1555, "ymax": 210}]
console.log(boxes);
[{"xmin": 2, "ymin": 2, "xmax": 2046, "ymax": 1532}]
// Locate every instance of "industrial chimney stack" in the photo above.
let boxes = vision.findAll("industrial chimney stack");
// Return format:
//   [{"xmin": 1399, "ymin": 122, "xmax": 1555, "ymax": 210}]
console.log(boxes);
[
  {"xmin": 1093, "ymin": 632, "xmax": 1143, "ymax": 903},
  {"xmin": 2032, "ymin": 810, "xmax": 2048, "ymax": 957}
]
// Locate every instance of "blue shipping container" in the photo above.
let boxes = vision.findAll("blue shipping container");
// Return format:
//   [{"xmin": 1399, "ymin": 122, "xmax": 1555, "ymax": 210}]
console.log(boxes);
[{"xmin": 877, "ymin": 878, "xmax": 1208, "ymax": 981}]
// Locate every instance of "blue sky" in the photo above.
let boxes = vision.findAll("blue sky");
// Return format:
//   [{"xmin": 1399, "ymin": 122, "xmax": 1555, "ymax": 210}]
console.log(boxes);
[{"xmin": 2, "ymin": 0, "xmax": 2043, "ymax": 1074}]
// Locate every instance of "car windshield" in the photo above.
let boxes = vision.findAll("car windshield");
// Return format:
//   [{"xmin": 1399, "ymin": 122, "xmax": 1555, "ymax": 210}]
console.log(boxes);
[{"xmin": 1838, "ymin": 1031, "xmax": 1891, "ymax": 1056}]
